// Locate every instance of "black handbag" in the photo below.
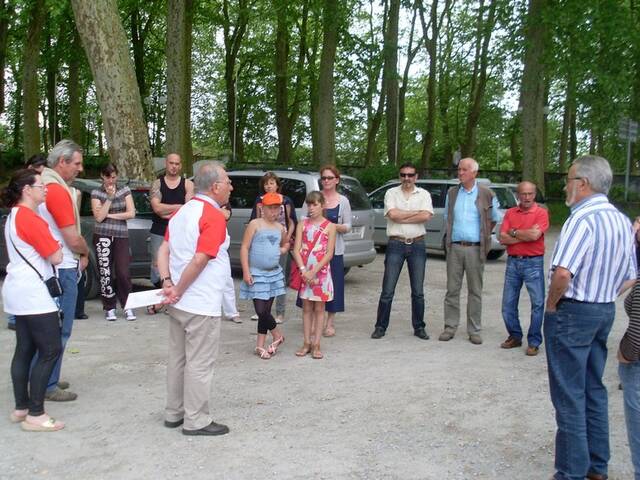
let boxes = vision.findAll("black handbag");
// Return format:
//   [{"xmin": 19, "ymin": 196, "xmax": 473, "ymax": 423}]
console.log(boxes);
[{"xmin": 9, "ymin": 215, "xmax": 63, "ymax": 299}]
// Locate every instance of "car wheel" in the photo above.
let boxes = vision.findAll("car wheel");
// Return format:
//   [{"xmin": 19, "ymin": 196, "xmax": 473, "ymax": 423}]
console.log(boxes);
[
  {"xmin": 486, "ymin": 249, "xmax": 505, "ymax": 260},
  {"xmin": 83, "ymin": 252, "xmax": 100, "ymax": 300}
]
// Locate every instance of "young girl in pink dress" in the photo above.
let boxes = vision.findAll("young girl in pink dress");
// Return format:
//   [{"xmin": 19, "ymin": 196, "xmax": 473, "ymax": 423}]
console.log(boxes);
[{"xmin": 292, "ymin": 191, "xmax": 336, "ymax": 359}]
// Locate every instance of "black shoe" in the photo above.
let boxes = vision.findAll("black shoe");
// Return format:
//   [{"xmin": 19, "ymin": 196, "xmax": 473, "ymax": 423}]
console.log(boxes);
[
  {"xmin": 75, "ymin": 313, "xmax": 89, "ymax": 320},
  {"xmin": 371, "ymin": 327, "xmax": 385, "ymax": 339},
  {"xmin": 414, "ymin": 328, "xmax": 429, "ymax": 340},
  {"xmin": 164, "ymin": 418, "xmax": 184, "ymax": 428},
  {"xmin": 182, "ymin": 421, "xmax": 229, "ymax": 436}
]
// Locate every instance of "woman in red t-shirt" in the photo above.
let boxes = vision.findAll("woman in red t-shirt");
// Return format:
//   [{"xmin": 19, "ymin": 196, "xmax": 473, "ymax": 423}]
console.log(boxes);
[{"xmin": 1, "ymin": 169, "xmax": 64, "ymax": 432}]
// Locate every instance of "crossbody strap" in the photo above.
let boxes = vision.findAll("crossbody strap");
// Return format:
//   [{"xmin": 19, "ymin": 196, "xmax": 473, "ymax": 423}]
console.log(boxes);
[
  {"xmin": 301, "ymin": 219, "xmax": 330, "ymax": 263},
  {"xmin": 8, "ymin": 212, "xmax": 56, "ymax": 281}
]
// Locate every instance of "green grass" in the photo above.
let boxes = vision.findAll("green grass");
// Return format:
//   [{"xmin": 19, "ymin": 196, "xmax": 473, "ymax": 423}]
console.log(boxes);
[{"xmin": 546, "ymin": 200, "xmax": 640, "ymax": 226}]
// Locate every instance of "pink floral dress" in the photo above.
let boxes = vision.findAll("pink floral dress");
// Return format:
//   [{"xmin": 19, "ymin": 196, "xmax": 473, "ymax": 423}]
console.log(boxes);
[{"xmin": 298, "ymin": 219, "xmax": 333, "ymax": 302}]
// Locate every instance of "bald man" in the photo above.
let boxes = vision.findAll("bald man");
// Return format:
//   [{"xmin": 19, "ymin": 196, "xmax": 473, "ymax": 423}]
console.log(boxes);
[{"xmin": 498, "ymin": 181, "xmax": 549, "ymax": 356}]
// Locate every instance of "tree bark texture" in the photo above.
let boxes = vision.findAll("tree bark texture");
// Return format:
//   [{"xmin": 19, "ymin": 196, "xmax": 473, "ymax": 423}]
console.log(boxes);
[
  {"xmin": 166, "ymin": 0, "xmax": 193, "ymax": 172},
  {"xmin": 519, "ymin": 0, "xmax": 548, "ymax": 194},
  {"xmin": 383, "ymin": 0, "xmax": 399, "ymax": 165},
  {"xmin": 71, "ymin": 0, "xmax": 153, "ymax": 180},
  {"xmin": 68, "ymin": 27, "xmax": 82, "ymax": 144},
  {"xmin": 274, "ymin": 0, "xmax": 290, "ymax": 164},
  {"xmin": 22, "ymin": 0, "xmax": 45, "ymax": 159},
  {"xmin": 0, "ymin": 0, "xmax": 11, "ymax": 114},
  {"xmin": 11, "ymin": 62, "xmax": 21, "ymax": 150},
  {"xmin": 315, "ymin": 0, "xmax": 339, "ymax": 166},
  {"xmin": 558, "ymin": 73, "xmax": 574, "ymax": 172}
]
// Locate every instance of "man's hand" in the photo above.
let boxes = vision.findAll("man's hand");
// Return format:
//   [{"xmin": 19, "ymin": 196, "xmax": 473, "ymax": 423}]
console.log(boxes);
[
  {"xmin": 79, "ymin": 255, "xmax": 89, "ymax": 272},
  {"xmin": 162, "ymin": 284, "xmax": 181, "ymax": 304},
  {"xmin": 618, "ymin": 348, "xmax": 631, "ymax": 364}
]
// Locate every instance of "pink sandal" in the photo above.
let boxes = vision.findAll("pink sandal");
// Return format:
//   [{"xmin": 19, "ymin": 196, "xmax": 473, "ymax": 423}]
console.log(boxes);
[
  {"xmin": 267, "ymin": 336, "xmax": 285, "ymax": 355},
  {"xmin": 255, "ymin": 347, "xmax": 271, "ymax": 360}
]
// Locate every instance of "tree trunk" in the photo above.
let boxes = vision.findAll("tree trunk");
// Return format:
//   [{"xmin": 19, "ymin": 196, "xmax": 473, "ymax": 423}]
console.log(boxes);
[
  {"xmin": 274, "ymin": 0, "xmax": 290, "ymax": 164},
  {"xmin": 11, "ymin": 62, "xmax": 21, "ymax": 150},
  {"xmin": 397, "ymin": 5, "xmax": 418, "ymax": 167},
  {"xmin": 383, "ymin": 0, "xmax": 399, "ymax": 165},
  {"xmin": 166, "ymin": 0, "xmax": 193, "ymax": 173},
  {"xmin": 315, "ymin": 0, "xmax": 339, "ymax": 166},
  {"xmin": 519, "ymin": 0, "xmax": 548, "ymax": 194},
  {"xmin": 222, "ymin": 0, "xmax": 249, "ymax": 162},
  {"xmin": 460, "ymin": 0, "xmax": 497, "ymax": 158},
  {"xmin": 558, "ymin": 72, "xmax": 574, "ymax": 173},
  {"xmin": 71, "ymin": 0, "xmax": 153, "ymax": 179},
  {"xmin": 68, "ymin": 27, "xmax": 82, "ymax": 144},
  {"xmin": 22, "ymin": 0, "xmax": 45, "ymax": 159},
  {"xmin": 308, "ymin": 20, "xmax": 320, "ymax": 165},
  {"xmin": 0, "ymin": 0, "xmax": 11, "ymax": 114}
]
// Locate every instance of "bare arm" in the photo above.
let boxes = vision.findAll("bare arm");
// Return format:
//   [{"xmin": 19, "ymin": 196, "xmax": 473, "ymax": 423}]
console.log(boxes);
[
  {"xmin": 107, "ymin": 194, "xmax": 136, "ymax": 221},
  {"xmin": 240, "ymin": 220, "xmax": 257, "ymax": 285},
  {"xmin": 91, "ymin": 197, "xmax": 112, "ymax": 223},
  {"xmin": 162, "ymin": 251, "xmax": 211, "ymax": 302},
  {"xmin": 285, "ymin": 204, "xmax": 295, "ymax": 242},
  {"xmin": 619, "ymin": 279, "xmax": 637, "ymax": 296},
  {"xmin": 184, "ymin": 179, "xmax": 195, "ymax": 202},
  {"xmin": 150, "ymin": 179, "xmax": 181, "ymax": 218},
  {"xmin": 47, "ymin": 248, "xmax": 63, "ymax": 266},
  {"xmin": 546, "ymin": 267, "xmax": 572, "ymax": 312},
  {"xmin": 386, "ymin": 208, "xmax": 433, "ymax": 224},
  {"xmin": 292, "ymin": 222, "xmax": 304, "ymax": 270},
  {"xmin": 500, "ymin": 226, "xmax": 542, "ymax": 245},
  {"xmin": 303, "ymin": 223, "xmax": 336, "ymax": 283}
]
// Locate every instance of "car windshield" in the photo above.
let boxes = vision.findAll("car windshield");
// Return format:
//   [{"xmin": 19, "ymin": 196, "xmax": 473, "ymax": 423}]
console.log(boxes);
[
  {"xmin": 334, "ymin": 178, "xmax": 372, "ymax": 210},
  {"xmin": 490, "ymin": 186, "xmax": 518, "ymax": 209}
]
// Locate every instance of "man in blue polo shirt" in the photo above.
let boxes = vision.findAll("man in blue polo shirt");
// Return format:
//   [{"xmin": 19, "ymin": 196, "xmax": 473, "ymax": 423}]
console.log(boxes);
[{"xmin": 545, "ymin": 155, "xmax": 637, "ymax": 480}]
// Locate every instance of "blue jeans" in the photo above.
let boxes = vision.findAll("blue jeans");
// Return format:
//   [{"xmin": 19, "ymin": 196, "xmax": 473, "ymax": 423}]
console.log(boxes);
[
  {"xmin": 619, "ymin": 361, "xmax": 640, "ymax": 480},
  {"xmin": 46, "ymin": 267, "xmax": 79, "ymax": 391},
  {"xmin": 544, "ymin": 300, "xmax": 615, "ymax": 480},
  {"xmin": 7, "ymin": 314, "xmax": 15, "ymax": 326},
  {"xmin": 501, "ymin": 255, "xmax": 545, "ymax": 347},
  {"xmin": 375, "ymin": 239, "xmax": 427, "ymax": 332}
]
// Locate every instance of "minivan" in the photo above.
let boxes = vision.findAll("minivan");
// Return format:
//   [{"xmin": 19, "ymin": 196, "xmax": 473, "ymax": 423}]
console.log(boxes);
[
  {"xmin": 368, "ymin": 179, "xmax": 508, "ymax": 260},
  {"xmin": 226, "ymin": 169, "xmax": 377, "ymax": 274}
]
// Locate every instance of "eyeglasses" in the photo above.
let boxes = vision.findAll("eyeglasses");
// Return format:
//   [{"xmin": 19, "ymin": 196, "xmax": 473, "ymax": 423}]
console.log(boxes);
[
  {"xmin": 321, "ymin": 176, "xmax": 336, "ymax": 181},
  {"xmin": 566, "ymin": 176, "xmax": 583, "ymax": 183},
  {"xmin": 215, "ymin": 179, "xmax": 232, "ymax": 186},
  {"xmin": 399, "ymin": 172, "xmax": 416, "ymax": 178},
  {"xmin": 30, "ymin": 183, "xmax": 47, "ymax": 190}
]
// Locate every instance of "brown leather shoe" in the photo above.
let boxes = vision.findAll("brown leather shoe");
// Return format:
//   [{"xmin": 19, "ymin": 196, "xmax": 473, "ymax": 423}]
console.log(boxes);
[
  {"xmin": 500, "ymin": 336, "xmax": 522, "ymax": 349},
  {"xmin": 586, "ymin": 473, "xmax": 608, "ymax": 480},
  {"xmin": 526, "ymin": 345, "xmax": 539, "ymax": 356}
]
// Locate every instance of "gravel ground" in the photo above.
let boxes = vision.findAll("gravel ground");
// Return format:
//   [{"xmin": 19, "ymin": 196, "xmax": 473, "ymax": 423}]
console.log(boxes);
[{"xmin": 0, "ymin": 228, "xmax": 635, "ymax": 480}]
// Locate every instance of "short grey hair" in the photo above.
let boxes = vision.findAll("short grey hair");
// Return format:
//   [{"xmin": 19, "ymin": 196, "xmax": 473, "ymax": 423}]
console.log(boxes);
[
  {"xmin": 48, "ymin": 139, "xmax": 82, "ymax": 168},
  {"xmin": 460, "ymin": 157, "xmax": 479, "ymax": 172},
  {"xmin": 572, "ymin": 155, "xmax": 612, "ymax": 195},
  {"xmin": 194, "ymin": 161, "xmax": 224, "ymax": 193}
]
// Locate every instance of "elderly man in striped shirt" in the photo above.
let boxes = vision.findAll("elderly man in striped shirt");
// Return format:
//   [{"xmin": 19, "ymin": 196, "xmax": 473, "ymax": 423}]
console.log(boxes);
[{"xmin": 545, "ymin": 155, "xmax": 637, "ymax": 480}]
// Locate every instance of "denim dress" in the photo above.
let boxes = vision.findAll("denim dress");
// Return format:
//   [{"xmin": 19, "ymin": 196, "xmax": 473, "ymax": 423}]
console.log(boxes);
[{"xmin": 239, "ymin": 228, "xmax": 286, "ymax": 300}]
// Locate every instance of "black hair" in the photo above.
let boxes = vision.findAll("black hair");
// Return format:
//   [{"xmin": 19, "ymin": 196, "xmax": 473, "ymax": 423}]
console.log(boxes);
[
  {"xmin": 25, "ymin": 153, "xmax": 47, "ymax": 169},
  {"xmin": 398, "ymin": 162, "xmax": 417, "ymax": 172},
  {"xmin": 101, "ymin": 163, "xmax": 118, "ymax": 177},
  {"xmin": 1, "ymin": 169, "xmax": 38, "ymax": 207}
]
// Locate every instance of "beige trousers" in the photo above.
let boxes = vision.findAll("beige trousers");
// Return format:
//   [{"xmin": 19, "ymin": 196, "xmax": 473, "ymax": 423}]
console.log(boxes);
[
  {"xmin": 165, "ymin": 306, "xmax": 221, "ymax": 430},
  {"xmin": 443, "ymin": 244, "xmax": 485, "ymax": 335}
]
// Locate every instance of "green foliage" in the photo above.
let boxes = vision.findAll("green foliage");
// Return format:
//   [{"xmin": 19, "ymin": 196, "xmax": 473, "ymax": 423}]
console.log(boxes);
[
  {"xmin": 354, "ymin": 164, "xmax": 398, "ymax": 192},
  {"xmin": 546, "ymin": 200, "xmax": 570, "ymax": 226}
]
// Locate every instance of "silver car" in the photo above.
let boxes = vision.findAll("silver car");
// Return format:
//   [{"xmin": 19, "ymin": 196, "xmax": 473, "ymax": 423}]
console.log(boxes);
[
  {"xmin": 368, "ymin": 178, "xmax": 509, "ymax": 260},
  {"xmin": 226, "ymin": 169, "xmax": 377, "ymax": 274}
]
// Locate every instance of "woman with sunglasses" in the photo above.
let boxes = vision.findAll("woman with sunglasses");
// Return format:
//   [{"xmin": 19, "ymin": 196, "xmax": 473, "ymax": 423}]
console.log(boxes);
[
  {"xmin": 2, "ymin": 169, "xmax": 64, "ymax": 431},
  {"xmin": 315, "ymin": 165, "xmax": 351, "ymax": 337}
]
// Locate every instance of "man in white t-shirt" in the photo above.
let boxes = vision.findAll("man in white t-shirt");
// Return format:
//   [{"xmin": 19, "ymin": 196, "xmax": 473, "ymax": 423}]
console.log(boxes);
[
  {"xmin": 157, "ymin": 161, "xmax": 233, "ymax": 436},
  {"xmin": 371, "ymin": 163, "xmax": 434, "ymax": 340}
]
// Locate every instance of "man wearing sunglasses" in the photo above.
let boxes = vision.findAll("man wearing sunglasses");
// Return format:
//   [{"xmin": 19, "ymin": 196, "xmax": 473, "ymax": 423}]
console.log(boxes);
[
  {"xmin": 371, "ymin": 163, "xmax": 433, "ymax": 340},
  {"xmin": 440, "ymin": 157, "xmax": 500, "ymax": 345}
]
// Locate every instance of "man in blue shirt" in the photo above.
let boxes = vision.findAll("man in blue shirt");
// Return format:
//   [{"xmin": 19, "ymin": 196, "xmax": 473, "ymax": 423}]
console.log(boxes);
[{"xmin": 439, "ymin": 158, "xmax": 500, "ymax": 345}]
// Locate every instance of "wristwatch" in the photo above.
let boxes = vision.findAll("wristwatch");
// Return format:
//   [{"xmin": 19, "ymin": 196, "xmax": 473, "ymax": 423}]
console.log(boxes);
[{"xmin": 509, "ymin": 228, "xmax": 517, "ymax": 238}]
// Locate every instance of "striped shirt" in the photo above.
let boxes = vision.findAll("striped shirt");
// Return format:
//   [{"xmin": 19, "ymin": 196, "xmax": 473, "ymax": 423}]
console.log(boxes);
[
  {"xmin": 620, "ymin": 268, "xmax": 640, "ymax": 362},
  {"xmin": 549, "ymin": 194, "xmax": 637, "ymax": 302},
  {"xmin": 91, "ymin": 186, "xmax": 131, "ymax": 238}
]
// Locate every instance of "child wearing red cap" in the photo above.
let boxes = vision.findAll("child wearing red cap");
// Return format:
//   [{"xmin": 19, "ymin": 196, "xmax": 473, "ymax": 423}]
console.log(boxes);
[{"xmin": 240, "ymin": 192, "xmax": 288, "ymax": 359}]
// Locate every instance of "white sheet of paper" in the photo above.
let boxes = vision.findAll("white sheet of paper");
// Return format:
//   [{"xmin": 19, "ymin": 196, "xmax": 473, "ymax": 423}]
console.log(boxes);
[{"xmin": 124, "ymin": 289, "xmax": 166, "ymax": 310}]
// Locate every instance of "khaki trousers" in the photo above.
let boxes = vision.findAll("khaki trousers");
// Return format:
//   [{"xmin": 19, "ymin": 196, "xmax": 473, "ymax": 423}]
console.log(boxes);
[
  {"xmin": 443, "ymin": 244, "xmax": 484, "ymax": 335},
  {"xmin": 165, "ymin": 306, "xmax": 221, "ymax": 430}
]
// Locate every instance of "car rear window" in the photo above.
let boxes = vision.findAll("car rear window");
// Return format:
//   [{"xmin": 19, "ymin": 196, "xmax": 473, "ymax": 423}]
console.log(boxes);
[{"xmin": 335, "ymin": 178, "xmax": 371, "ymax": 210}]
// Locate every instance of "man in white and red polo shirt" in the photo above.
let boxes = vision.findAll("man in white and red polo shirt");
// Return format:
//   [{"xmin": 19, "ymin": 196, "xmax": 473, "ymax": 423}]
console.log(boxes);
[
  {"xmin": 157, "ymin": 161, "xmax": 233, "ymax": 436},
  {"xmin": 38, "ymin": 139, "xmax": 90, "ymax": 402},
  {"xmin": 499, "ymin": 181, "xmax": 549, "ymax": 356}
]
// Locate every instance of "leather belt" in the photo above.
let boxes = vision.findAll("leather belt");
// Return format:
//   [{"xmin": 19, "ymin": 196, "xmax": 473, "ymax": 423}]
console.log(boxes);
[
  {"xmin": 452, "ymin": 241, "xmax": 480, "ymax": 246},
  {"xmin": 389, "ymin": 235, "xmax": 424, "ymax": 245},
  {"xmin": 508, "ymin": 255, "xmax": 543, "ymax": 259}
]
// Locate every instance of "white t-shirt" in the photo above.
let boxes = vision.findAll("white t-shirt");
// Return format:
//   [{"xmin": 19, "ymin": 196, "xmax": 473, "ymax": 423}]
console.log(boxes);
[
  {"xmin": 38, "ymin": 183, "xmax": 78, "ymax": 269},
  {"xmin": 2, "ymin": 206, "xmax": 61, "ymax": 315},
  {"xmin": 166, "ymin": 194, "xmax": 231, "ymax": 317}
]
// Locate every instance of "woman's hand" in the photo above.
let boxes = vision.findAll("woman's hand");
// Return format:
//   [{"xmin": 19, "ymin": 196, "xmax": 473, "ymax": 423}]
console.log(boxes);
[
  {"xmin": 279, "ymin": 244, "xmax": 289, "ymax": 255},
  {"xmin": 302, "ymin": 267, "xmax": 316, "ymax": 284},
  {"xmin": 105, "ymin": 184, "xmax": 116, "ymax": 200},
  {"xmin": 243, "ymin": 272, "xmax": 254, "ymax": 286}
]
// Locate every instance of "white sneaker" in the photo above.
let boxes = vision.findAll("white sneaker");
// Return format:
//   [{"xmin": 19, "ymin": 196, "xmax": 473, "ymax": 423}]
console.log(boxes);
[
  {"xmin": 226, "ymin": 315, "xmax": 242, "ymax": 324},
  {"xmin": 125, "ymin": 309, "xmax": 137, "ymax": 321},
  {"xmin": 105, "ymin": 309, "xmax": 117, "ymax": 321},
  {"xmin": 250, "ymin": 314, "xmax": 258, "ymax": 321},
  {"xmin": 275, "ymin": 315, "xmax": 284, "ymax": 324}
]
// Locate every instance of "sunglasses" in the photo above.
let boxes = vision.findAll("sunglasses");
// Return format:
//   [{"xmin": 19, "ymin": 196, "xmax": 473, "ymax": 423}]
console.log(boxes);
[
  {"xmin": 321, "ymin": 176, "xmax": 336, "ymax": 181},
  {"xmin": 399, "ymin": 172, "xmax": 416, "ymax": 178}
]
